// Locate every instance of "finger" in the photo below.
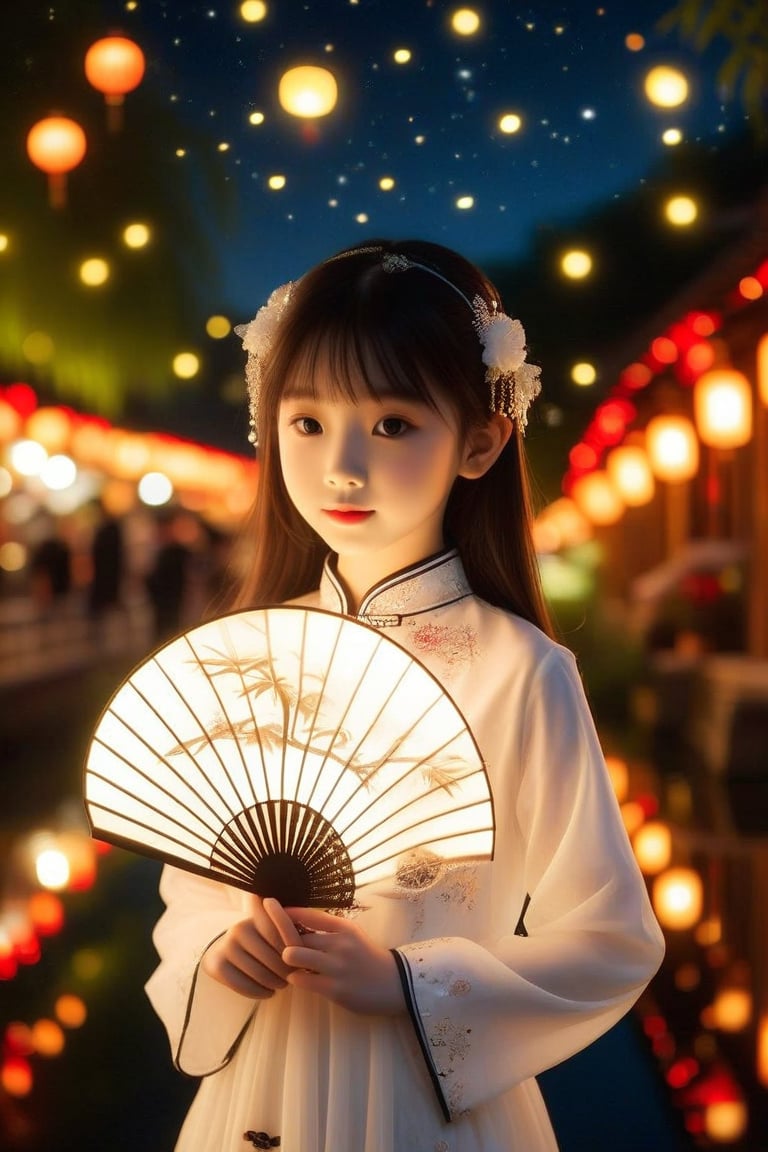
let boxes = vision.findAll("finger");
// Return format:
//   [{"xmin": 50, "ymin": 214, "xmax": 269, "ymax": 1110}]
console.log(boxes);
[
  {"xmin": 282, "ymin": 943, "xmax": 332, "ymax": 972},
  {"xmin": 263, "ymin": 898, "xmax": 304, "ymax": 948},
  {"xmin": 248, "ymin": 895, "xmax": 288, "ymax": 954},
  {"xmin": 232, "ymin": 940, "xmax": 289, "ymax": 989},
  {"xmin": 283, "ymin": 907, "xmax": 346, "ymax": 934}
]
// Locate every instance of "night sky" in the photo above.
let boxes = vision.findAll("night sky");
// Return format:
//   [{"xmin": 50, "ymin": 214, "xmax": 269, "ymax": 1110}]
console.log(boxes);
[{"xmin": 37, "ymin": 0, "xmax": 740, "ymax": 314}]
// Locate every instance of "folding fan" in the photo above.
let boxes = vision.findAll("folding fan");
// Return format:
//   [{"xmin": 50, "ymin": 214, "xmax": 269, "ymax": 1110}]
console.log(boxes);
[{"xmin": 84, "ymin": 605, "xmax": 494, "ymax": 907}]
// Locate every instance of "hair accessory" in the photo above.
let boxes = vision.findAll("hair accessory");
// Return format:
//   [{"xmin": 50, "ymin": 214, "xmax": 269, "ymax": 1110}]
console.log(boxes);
[
  {"xmin": 235, "ymin": 281, "xmax": 295, "ymax": 445},
  {"xmin": 378, "ymin": 252, "xmax": 541, "ymax": 430},
  {"xmin": 236, "ymin": 247, "xmax": 542, "ymax": 447}
]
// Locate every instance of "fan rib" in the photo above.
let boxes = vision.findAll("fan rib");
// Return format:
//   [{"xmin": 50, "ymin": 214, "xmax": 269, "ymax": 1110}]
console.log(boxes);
[
  {"xmin": 310, "ymin": 635, "xmax": 405, "ymax": 826},
  {"xmin": 180, "ymin": 632, "xmax": 262, "ymax": 814},
  {"xmin": 99, "ymin": 700, "xmax": 229, "ymax": 829},
  {"xmin": 326, "ymin": 686, "xmax": 450, "ymax": 833},
  {"xmin": 264, "ymin": 611, "xmax": 291, "ymax": 857},
  {"xmin": 346, "ymin": 792, "xmax": 493, "ymax": 866},
  {"xmin": 285, "ymin": 611, "xmax": 335, "ymax": 858},
  {"xmin": 292, "ymin": 614, "xmax": 361, "ymax": 829}
]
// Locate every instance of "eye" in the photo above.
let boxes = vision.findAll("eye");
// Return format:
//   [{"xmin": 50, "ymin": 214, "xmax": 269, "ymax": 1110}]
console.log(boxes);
[
  {"xmin": 374, "ymin": 416, "xmax": 410, "ymax": 438},
  {"xmin": 292, "ymin": 416, "xmax": 323, "ymax": 435}
]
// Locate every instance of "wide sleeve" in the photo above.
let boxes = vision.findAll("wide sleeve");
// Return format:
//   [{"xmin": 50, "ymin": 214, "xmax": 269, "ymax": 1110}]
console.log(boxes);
[
  {"xmin": 144, "ymin": 864, "xmax": 257, "ymax": 1077},
  {"xmin": 393, "ymin": 646, "xmax": 665, "ymax": 1121}
]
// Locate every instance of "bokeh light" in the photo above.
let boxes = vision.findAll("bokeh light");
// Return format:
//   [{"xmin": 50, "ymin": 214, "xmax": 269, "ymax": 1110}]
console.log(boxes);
[
  {"xmin": 278, "ymin": 65, "xmax": 338, "ymax": 118},
  {"xmin": 137, "ymin": 471, "xmax": 173, "ymax": 506},
  {"xmin": 240, "ymin": 0, "xmax": 267, "ymax": 21},
  {"xmin": 122, "ymin": 222, "xmax": 151, "ymax": 248},
  {"xmin": 561, "ymin": 249, "xmax": 593, "ymax": 279},
  {"xmin": 206, "ymin": 315, "xmax": 232, "ymax": 338},
  {"xmin": 644, "ymin": 64, "xmax": 689, "ymax": 108},
  {"xmin": 571, "ymin": 362, "xmax": 596, "ymax": 386},
  {"xmin": 79, "ymin": 257, "xmax": 110, "ymax": 286},
  {"xmin": 498, "ymin": 112, "xmax": 522, "ymax": 134},
  {"xmin": 172, "ymin": 351, "xmax": 200, "ymax": 379},
  {"xmin": 451, "ymin": 8, "xmax": 481, "ymax": 36},
  {"xmin": 665, "ymin": 195, "xmax": 698, "ymax": 226}
]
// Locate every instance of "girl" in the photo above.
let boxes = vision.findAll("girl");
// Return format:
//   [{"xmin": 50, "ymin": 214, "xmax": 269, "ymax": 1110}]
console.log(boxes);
[{"xmin": 145, "ymin": 240, "xmax": 664, "ymax": 1152}]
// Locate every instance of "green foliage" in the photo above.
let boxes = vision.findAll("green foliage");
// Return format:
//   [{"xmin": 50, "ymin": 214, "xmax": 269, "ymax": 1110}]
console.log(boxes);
[
  {"xmin": 0, "ymin": 1, "xmax": 239, "ymax": 416},
  {"xmin": 658, "ymin": 0, "xmax": 768, "ymax": 136}
]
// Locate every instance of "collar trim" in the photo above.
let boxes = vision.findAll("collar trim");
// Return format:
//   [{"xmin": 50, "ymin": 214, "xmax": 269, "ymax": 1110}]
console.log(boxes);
[{"xmin": 319, "ymin": 549, "xmax": 471, "ymax": 624}]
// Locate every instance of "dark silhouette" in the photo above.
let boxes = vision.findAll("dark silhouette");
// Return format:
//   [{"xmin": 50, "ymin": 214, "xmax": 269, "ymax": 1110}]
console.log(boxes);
[
  {"xmin": 87, "ymin": 504, "xmax": 125, "ymax": 624},
  {"xmin": 144, "ymin": 510, "xmax": 192, "ymax": 643}
]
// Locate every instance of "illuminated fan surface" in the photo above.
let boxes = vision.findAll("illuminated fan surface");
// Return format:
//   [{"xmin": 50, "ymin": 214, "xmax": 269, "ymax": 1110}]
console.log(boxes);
[{"xmin": 84, "ymin": 606, "xmax": 494, "ymax": 906}]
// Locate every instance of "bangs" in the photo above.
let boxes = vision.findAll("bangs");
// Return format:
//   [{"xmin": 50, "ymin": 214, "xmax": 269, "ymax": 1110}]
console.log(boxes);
[{"xmin": 280, "ymin": 308, "xmax": 443, "ymax": 411}]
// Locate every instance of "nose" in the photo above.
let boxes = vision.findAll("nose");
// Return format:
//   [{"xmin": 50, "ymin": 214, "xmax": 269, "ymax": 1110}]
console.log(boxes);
[{"xmin": 324, "ymin": 427, "xmax": 367, "ymax": 489}]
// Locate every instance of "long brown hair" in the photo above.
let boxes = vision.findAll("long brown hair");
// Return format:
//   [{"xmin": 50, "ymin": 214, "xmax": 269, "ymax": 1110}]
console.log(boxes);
[{"xmin": 229, "ymin": 239, "xmax": 553, "ymax": 637}]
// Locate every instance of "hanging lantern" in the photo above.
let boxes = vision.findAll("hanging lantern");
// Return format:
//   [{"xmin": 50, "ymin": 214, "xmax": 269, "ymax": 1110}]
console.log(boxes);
[
  {"xmin": 632, "ymin": 821, "xmax": 672, "ymax": 874},
  {"xmin": 652, "ymin": 865, "xmax": 703, "ymax": 930},
  {"xmin": 757, "ymin": 333, "xmax": 768, "ymax": 407},
  {"xmin": 278, "ymin": 65, "xmax": 338, "ymax": 118},
  {"xmin": 26, "ymin": 116, "xmax": 87, "ymax": 209},
  {"xmin": 694, "ymin": 367, "xmax": 752, "ymax": 449},
  {"xmin": 570, "ymin": 470, "xmax": 624, "ymax": 525},
  {"xmin": 85, "ymin": 36, "xmax": 145, "ymax": 131},
  {"xmin": 606, "ymin": 445, "xmax": 655, "ymax": 506},
  {"xmin": 645, "ymin": 414, "xmax": 699, "ymax": 482}
]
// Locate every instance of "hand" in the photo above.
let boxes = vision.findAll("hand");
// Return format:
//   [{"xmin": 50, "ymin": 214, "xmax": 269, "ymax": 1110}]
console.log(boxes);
[
  {"xmin": 201, "ymin": 894, "xmax": 294, "ymax": 999},
  {"xmin": 263, "ymin": 900, "xmax": 404, "ymax": 1017}
]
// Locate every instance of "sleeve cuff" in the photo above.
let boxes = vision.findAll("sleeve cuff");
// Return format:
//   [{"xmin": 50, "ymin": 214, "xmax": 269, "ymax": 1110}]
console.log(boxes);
[{"xmin": 391, "ymin": 949, "xmax": 451, "ymax": 1122}]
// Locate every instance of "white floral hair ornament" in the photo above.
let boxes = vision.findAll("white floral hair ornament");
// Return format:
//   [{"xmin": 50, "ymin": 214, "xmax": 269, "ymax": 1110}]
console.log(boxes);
[
  {"xmin": 234, "ymin": 280, "xmax": 295, "ymax": 445},
  {"xmin": 471, "ymin": 297, "xmax": 542, "ymax": 431},
  {"xmin": 236, "ymin": 249, "xmax": 541, "ymax": 448},
  {"xmin": 379, "ymin": 251, "xmax": 541, "ymax": 431}
]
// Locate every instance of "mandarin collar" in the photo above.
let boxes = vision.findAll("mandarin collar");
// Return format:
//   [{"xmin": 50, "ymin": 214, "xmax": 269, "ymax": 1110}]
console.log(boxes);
[{"xmin": 318, "ymin": 548, "xmax": 472, "ymax": 625}]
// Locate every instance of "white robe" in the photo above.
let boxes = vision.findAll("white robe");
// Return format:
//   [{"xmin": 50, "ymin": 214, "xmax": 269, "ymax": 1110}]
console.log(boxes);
[{"xmin": 145, "ymin": 550, "xmax": 664, "ymax": 1152}]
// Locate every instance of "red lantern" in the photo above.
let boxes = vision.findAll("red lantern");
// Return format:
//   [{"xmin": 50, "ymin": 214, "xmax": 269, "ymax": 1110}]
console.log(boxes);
[
  {"xmin": 85, "ymin": 36, "xmax": 145, "ymax": 130},
  {"xmin": 26, "ymin": 116, "xmax": 87, "ymax": 208}
]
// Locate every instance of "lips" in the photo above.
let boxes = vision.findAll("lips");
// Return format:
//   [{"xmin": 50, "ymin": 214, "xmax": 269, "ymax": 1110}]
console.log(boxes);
[{"xmin": 322, "ymin": 509, "xmax": 374, "ymax": 524}]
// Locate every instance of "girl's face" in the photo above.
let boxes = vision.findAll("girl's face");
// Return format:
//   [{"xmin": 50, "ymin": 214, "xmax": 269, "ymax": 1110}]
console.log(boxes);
[{"xmin": 277, "ymin": 367, "xmax": 471, "ymax": 592}]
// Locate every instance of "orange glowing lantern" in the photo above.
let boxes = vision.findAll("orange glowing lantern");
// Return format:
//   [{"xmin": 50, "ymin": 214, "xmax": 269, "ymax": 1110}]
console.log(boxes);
[
  {"xmin": 694, "ymin": 367, "xmax": 752, "ymax": 449},
  {"xmin": 26, "ymin": 116, "xmax": 87, "ymax": 208},
  {"xmin": 758, "ymin": 333, "xmax": 768, "ymax": 407},
  {"xmin": 606, "ymin": 445, "xmax": 655, "ymax": 506},
  {"xmin": 85, "ymin": 36, "xmax": 146, "ymax": 130},
  {"xmin": 1, "ymin": 1056, "xmax": 33, "ymax": 1097},
  {"xmin": 25, "ymin": 406, "xmax": 71, "ymax": 453},
  {"xmin": 632, "ymin": 820, "xmax": 672, "ymax": 874},
  {"xmin": 571, "ymin": 470, "xmax": 624, "ymax": 525},
  {"xmin": 27, "ymin": 891, "xmax": 65, "ymax": 936},
  {"xmin": 604, "ymin": 755, "xmax": 629, "ymax": 802},
  {"xmin": 758, "ymin": 1015, "xmax": 768, "ymax": 1086},
  {"xmin": 652, "ymin": 865, "xmax": 703, "ymax": 930},
  {"xmin": 0, "ymin": 398, "xmax": 22, "ymax": 441},
  {"xmin": 645, "ymin": 414, "xmax": 699, "ymax": 482}
]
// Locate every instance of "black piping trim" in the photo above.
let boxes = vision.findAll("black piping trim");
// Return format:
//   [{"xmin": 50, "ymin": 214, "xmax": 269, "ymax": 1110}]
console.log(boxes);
[
  {"xmin": 391, "ymin": 949, "xmax": 451, "ymax": 1123},
  {"xmin": 174, "ymin": 931, "xmax": 256, "ymax": 1078},
  {"xmin": 514, "ymin": 893, "xmax": 531, "ymax": 937}
]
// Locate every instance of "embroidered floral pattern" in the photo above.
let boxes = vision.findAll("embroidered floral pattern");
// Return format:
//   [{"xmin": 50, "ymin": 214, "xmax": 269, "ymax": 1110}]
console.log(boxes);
[
  {"xmin": 395, "ymin": 849, "xmax": 444, "ymax": 891},
  {"xmin": 408, "ymin": 621, "xmax": 479, "ymax": 671},
  {"xmin": 438, "ymin": 864, "xmax": 478, "ymax": 911},
  {"xmin": 449, "ymin": 979, "xmax": 471, "ymax": 996},
  {"xmin": 432, "ymin": 1017, "xmax": 472, "ymax": 1064}
]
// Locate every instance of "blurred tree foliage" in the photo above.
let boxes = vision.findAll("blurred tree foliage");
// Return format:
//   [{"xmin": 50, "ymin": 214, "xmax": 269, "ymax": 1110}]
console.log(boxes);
[
  {"xmin": 488, "ymin": 131, "xmax": 766, "ymax": 501},
  {"xmin": 0, "ymin": 1, "xmax": 238, "ymax": 417},
  {"xmin": 658, "ymin": 0, "xmax": 768, "ymax": 137}
]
